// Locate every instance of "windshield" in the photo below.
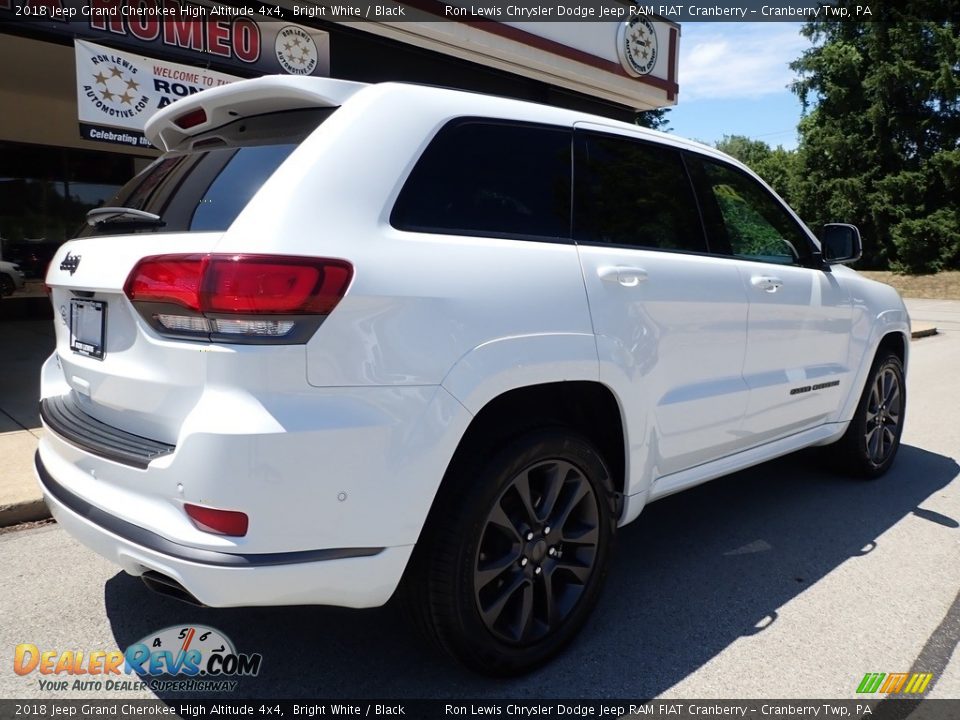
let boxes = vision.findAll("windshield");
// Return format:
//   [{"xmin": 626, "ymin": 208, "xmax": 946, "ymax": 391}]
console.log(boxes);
[{"xmin": 78, "ymin": 108, "xmax": 334, "ymax": 237}]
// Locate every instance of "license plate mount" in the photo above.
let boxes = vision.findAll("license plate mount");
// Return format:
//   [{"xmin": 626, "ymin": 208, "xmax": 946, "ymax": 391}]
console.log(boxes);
[{"xmin": 69, "ymin": 298, "xmax": 106, "ymax": 360}]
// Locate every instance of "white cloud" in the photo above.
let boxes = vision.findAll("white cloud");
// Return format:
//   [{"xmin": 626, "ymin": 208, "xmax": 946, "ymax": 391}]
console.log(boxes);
[{"xmin": 678, "ymin": 23, "xmax": 809, "ymax": 102}]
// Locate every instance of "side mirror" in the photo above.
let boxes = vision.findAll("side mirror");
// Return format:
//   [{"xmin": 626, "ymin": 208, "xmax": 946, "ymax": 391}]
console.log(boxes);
[{"xmin": 821, "ymin": 223, "xmax": 862, "ymax": 265}]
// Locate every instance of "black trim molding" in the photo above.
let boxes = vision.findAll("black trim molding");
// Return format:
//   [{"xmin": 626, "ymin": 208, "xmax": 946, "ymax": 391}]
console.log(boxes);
[
  {"xmin": 40, "ymin": 394, "xmax": 174, "ymax": 469},
  {"xmin": 35, "ymin": 451, "xmax": 384, "ymax": 568}
]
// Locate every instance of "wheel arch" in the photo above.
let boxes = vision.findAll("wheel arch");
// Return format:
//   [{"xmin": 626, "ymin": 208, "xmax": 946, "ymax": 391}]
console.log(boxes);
[
  {"xmin": 876, "ymin": 329, "xmax": 908, "ymax": 368},
  {"xmin": 425, "ymin": 380, "xmax": 628, "ymax": 542},
  {"xmin": 838, "ymin": 326, "xmax": 910, "ymax": 424}
]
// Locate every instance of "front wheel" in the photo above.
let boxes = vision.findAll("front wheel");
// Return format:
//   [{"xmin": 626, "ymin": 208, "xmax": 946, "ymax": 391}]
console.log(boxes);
[
  {"xmin": 831, "ymin": 349, "xmax": 906, "ymax": 478},
  {"xmin": 405, "ymin": 429, "xmax": 616, "ymax": 675}
]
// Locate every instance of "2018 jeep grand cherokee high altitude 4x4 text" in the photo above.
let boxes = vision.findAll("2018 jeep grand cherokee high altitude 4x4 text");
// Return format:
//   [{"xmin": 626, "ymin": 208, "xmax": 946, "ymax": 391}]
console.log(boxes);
[{"xmin": 37, "ymin": 76, "xmax": 909, "ymax": 675}]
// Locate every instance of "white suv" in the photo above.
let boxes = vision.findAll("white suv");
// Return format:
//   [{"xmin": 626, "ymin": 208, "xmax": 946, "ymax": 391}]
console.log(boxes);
[{"xmin": 38, "ymin": 76, "xmax": 909, "ymax": 675}]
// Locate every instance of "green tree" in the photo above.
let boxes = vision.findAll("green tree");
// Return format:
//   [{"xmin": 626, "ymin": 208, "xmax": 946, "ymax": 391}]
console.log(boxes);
[
  {"xmin": 714, "ymin": 135, "xmax": 801, "ymax": 207},
  {"xmin": 635, "ymin": 108, "xmax": 672, "ymax": 131},
  {"xmin": 715, "ymin": 135, "xmax": 773, "ymax": 169},
  {"xmin": 790, "ymin": 9, "xmax": 960, "ymax": 272}
]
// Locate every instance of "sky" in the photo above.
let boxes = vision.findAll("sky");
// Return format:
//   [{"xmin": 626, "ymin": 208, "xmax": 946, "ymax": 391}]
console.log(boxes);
[{"xmin": 665, "ymin": 23, "xmax": 810, "ymax": 150}]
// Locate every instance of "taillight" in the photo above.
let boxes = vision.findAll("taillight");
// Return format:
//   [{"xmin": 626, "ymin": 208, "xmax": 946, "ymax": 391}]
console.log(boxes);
[
  {"xmin": 184, "ymin": 503, "xmax": 248, "ymax": 537},
  {"xmin": 126, "ymin": 255, "xmax": 204, "ymax": 311},
  {"xmin": 124, "ymin": 254, "xmax": 353, "ymax": 344}
]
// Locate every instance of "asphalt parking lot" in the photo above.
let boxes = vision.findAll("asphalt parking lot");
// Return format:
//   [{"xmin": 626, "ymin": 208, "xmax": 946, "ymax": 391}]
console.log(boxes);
[{"xmin": 0, "ymin": 309, "xmax": 957, "ymax": 703}]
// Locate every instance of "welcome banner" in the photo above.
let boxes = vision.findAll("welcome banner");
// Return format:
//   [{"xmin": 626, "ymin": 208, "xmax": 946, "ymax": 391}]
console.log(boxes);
[{"xmin": 75, "ymin": 38, "xmax": 239, "ymax": 148}]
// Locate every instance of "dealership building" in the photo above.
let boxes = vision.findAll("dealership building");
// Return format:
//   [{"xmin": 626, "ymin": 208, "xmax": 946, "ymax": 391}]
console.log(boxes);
[{"xmin": 0, "ymin": 1, "xmax": 679, "ymax": 274}]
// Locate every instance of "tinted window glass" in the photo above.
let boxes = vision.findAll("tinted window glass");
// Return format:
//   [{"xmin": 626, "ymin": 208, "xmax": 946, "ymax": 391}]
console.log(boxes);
[
  {"xmin": 391, "ymin": 121, "xmax": 571, "ymax": 240},
  {"xmin": 79, "ymin": 108, "xmax": 332, "ymax": 237},
  {"xmin": 573, "ymin": 132, "xmax": 706, "ymax": 253},
  {"xmin": 0, "ymin": 140, "xmax": 138, "ymax": 272},
  {"xmin": 190, "ymin": 145, "xmax": 297, "ymax": 231},
  {"xmin": 693, "ymin": 158, "xmax": 811, "ymax": 265}
]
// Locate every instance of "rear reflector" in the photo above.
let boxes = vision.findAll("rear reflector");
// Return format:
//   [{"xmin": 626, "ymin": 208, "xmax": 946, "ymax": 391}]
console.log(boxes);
[
  {"xmin": 184, "ymin": 503, "xmax": 248, "ymax": 537},
  {"xmin": 124, "ymin": 254, "xmax": 353, "ymax": 343}
]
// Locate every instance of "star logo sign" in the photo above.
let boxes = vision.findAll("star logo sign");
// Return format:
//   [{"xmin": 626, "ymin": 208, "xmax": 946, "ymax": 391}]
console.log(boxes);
[
  {"xmin": 275, "ymin": 26, "xmax": 319, "ymax": 75},
  {"xmin": 617, "ymin": 18, "xmax": 658, "ymax": 77},
  {"xmin": 90, "ymin": 63, "xmax": 146, "ymax": 112}
]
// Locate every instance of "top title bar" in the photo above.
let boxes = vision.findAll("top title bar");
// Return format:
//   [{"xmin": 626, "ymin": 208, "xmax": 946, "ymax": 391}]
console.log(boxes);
[{"xmin": 0, "ymin": 0, "xmax": 943, "ymax": 23}]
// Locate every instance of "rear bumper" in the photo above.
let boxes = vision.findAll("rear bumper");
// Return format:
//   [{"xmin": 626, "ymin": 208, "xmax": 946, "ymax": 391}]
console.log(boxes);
[{"xmin": 36, "ymin": 451, "xmax": 411, "ymax": 608}]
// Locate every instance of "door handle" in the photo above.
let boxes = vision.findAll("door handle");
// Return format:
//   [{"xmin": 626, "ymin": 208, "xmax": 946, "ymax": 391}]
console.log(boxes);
[
  {"xmin": 751, "ymin": 275, "xmax": 783, "ymax": 293},
  {"xmin": 598, "ymin": 265, "xmax": 648, "ymax": 287}
]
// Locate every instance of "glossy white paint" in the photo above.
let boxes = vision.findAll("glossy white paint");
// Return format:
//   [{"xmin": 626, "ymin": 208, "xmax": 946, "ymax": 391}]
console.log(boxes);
[
  {"xmin": 42, "ymin": 487, "xmax": 412, "ymax": 608},
  {"xmin": 829, "ymin": 264, "xmax": 911, "ymax": 423},
  {"xmin": 734, "ymin": 259, "xmax": 854, "ymax": 443},
  {"xmin": 144, "ymin": 76, "xmax": 368, "ymax": 153},
  {"xmin": 579, "ymin": 246, "xmax": 751, "ymax": 483},
  {"xmin": 39, "ymin": 78, "xmax": 909, "ymax": 609},
  {"xmin": 46, "ymin": 233, "xmax": 223, "ymax": 443},
  {"xmin": 40, "ymin": 355, "xmax": 473, "ymax": 554}
]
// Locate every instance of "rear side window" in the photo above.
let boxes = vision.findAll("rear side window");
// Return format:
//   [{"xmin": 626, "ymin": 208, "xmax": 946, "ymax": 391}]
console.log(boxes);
[
  {"xmin": 573, "ymin": 131, "xmax": 707, "ymax": 253},
  {"xmin": 79, "ymin": 108, "xmax": 333, "ymax": 237},
  {"xmin": 391, "ymin": 120, "xmax": 572, "ymax": 241}
]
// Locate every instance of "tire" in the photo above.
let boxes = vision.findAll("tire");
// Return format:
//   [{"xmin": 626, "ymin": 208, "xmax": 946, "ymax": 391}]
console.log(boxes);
[
  {"xmin": 404, "ymin": 429, "xmax": 617, "ymax": 675},
  {"xmin": 831, "ymin": 349, "xmax": 906, "ymax": 478},
  {"xmin": 0, "ymin": 274, "xmax": 13, "ymax": 298}
]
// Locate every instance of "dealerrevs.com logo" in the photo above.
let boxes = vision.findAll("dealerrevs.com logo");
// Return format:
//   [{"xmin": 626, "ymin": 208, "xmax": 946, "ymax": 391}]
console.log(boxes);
[{"xmin": 14, "ymin": 625, "xmax": 262, "ymax": 693}]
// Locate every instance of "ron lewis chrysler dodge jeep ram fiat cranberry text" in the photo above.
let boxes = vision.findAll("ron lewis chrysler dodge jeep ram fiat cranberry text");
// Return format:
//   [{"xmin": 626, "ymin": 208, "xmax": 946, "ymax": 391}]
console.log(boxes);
[{"xmin": 37, "ymin": 77, "xmax": 908, "ymax": 675}]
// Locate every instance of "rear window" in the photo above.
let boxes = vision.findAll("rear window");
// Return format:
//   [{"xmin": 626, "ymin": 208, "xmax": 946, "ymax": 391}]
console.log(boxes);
[
  {"xmin": 391, "ymin": 120, "xmax": 572, "ymax": 241},
  {"xmin": 79, "ymin": 108, "xmax": 333, "ymax": 237}
]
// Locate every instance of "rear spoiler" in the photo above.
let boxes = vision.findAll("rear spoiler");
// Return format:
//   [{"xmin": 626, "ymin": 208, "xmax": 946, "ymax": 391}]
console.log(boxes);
[{"xmin": 144, "ymin": 75, "xmax": 369, "ymax": 152}]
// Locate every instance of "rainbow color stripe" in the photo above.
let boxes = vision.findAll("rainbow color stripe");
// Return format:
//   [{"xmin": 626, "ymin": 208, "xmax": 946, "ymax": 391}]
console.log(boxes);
[{"xmin": 857, "ymin": 672, "xmax": 933, "ymax": 694}]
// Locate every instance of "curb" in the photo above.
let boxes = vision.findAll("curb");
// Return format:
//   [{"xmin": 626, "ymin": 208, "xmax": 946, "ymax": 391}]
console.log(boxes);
[
  {"xmin": 911, "ymin": 325, "xmax": 938, "ymax": 339},
  {"xmin": 0, "ymin": 499, "xmax": 49, "ymax": 529}
]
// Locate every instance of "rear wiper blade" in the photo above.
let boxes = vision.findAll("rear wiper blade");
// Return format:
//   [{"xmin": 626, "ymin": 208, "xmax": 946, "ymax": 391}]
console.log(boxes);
[{"xmin": 86, "ymin": 207, "xmax": 164, "ymax": 227}]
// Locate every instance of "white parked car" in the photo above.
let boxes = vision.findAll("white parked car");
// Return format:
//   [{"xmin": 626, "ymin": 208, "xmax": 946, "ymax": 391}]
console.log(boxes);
[
  {"xmin": 0, "ymin": 259, "xmax": 26, "ymax": 296},
  {"xmin": 38, "ymin": 77, "xmax": 909, "ymax": 675}
]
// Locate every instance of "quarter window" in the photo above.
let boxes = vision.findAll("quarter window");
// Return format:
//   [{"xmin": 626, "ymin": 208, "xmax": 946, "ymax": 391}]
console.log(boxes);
[
  {"xmin": 79, "ymin": 108, "xmax": 333, "ymax": 237},
  {"xmin": 692, "ymin": 158, "xmax": 812, "ymax": 265},
  {"xmin": 573, "ymin": 132, "xmax": 707, "ymax": 253},
  {"xmin": 390, "ymin": 121, "xmax": 572, "ymax": 240}
]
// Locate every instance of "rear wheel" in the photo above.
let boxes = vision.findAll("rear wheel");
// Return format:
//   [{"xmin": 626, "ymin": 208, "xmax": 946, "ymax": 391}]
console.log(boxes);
[
  {"xmin": 831, "ymin": 349, "xmax": 905, "ymax": 478},
  {"xmin": 0, "ymin": 274, "xmax": 14, "ymax": 297},
  {"xmin": 405, "ymin": 429, "xmax": 616, "ymax": 675}
]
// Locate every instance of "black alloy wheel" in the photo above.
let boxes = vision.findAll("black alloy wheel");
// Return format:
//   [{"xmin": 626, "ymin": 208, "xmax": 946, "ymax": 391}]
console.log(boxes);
[
  {"xmin": 831, "ymin": 349, "xmax": 906, "ymax": 478},
  {"xmin": 864, "ymin": 364, "xmax": 903, "ymax": 467},
  {"xmin": 404, "ymin": 429, "xmax": 616, "ymax": 675},
  {"xmin": 474, "ymin": 458, "xmax": 601, "ymax": 645}
]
